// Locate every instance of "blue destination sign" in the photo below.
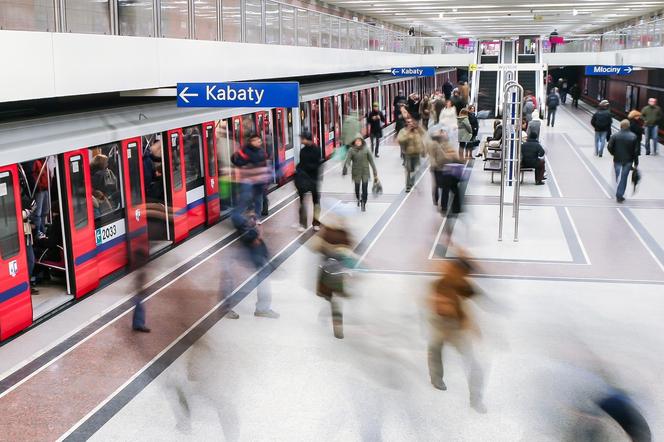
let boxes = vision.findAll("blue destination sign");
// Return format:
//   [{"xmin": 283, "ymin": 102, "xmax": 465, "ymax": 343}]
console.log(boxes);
[
  {"xmin": 176, "ymin": 82, "xmax": 300, "ymax": 108},
  {"xmin": 585, "ymin": 65, "xmax": 634, "ymax": 76},
  {"xmin": 390, "ymin": 67, "xmax": 435, "ymax": 77}
]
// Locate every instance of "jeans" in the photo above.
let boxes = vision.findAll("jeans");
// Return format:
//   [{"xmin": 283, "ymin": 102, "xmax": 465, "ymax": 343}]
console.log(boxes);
[
  {"xmin": 595, "ymin": 131, "xmax": 608, "ymax": 156},
  {"xmin": 614, "ymin": 161, "xmax": 632, "ymax": 199},
  {"xmin": 404, "ymin": 154, "xmax": 421, "ymax": 190},
  {"xmin": 547, "ymin": 108, "xmax": 557, "ymax": 126},
  {"xmin": 249, "ymin": 241, "xmax": 272, "ymax": 313},
  {"xmin": 26, "ymin": 242, "xmax": 35, "ymax": 277},
  {"xmin": 354, "ymin": 179, "xmax": 369, "ymax": 203},
  {"xmin": 33, "ymin": 190, "xmax": 49, "ymax": 234},
  {"xmin": 645, "ymin": 125, "xmax": 658, "ymax": 154},
  {"xmin": 297, "ymin": 181, "xmax": 320, "ymax": 227},
  {"xmin": 238, "ymin": 183, "xmax": 265, "ymax": 219},
  {"xmin": 436, "ymin": 171, "xmax": 462, "ymax": 214},
  {"xmin": 370, "ymin": 134, "xmax": 381, "ymax": 156},
  {"xmin": 572, "ymin": 97, "xmax": 579, "ymax": 108}
]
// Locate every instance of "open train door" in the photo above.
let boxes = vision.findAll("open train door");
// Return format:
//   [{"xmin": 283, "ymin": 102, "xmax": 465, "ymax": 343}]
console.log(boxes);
[
  {"xmin": 164, "ymin": 129, "xmax": 188, "ymax": 244},
  {"xmin": 59, "ymin": 151, "xmax": 99, "ymax": 297},
  {"xmin": 0, "ymin": 165, "xmax": 32, "ymax": 340},
  {"xmin": 120, "ymin": 138, "xmax": 149, "ymax": 260},
  {"xmin": 202, "ymin": 122, "xmax": 220, "ymax": 225}
]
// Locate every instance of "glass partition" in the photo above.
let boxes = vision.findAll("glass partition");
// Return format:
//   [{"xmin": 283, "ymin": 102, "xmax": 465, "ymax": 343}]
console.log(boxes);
[
  {"xmin": 65, "ymin": 0, "xmax": 111, "ymax": 34},
  {"xmin": 0, "ymin": 0, "xmax": 55, "ymax": 31},
  {"xmin": 296, "ymin": 9, "xmax": 308, "ymax": 46},
  {"xmin": 118, "ymin": 0, "xmax": 154, "ymax": 36},
  {"xmin": 244, "ymin": 0, "xmax": 263, "ymax": 43},
  {"xmin": 339, "ymin": 20, "xmax": 349, "ymax": 49},
  {"xmin": 320, "ymin": 14, "xmax": 330, "ymax": 48},
  {"xmin": 160, "ymin": 0, "xmax": 189, "ymax": 38},
  {"xmin": 330, "ymin": 17, "xmax": 339, "ymax": 48},
  {"xmin": 265, "ymin": 0, "xmax": 279, "ymax": 44},
  {"xmin": 309, "ymin": 11, "xmax": 320, "ymax": 47},
  {"xmin": 194, "ymin": 0, "xmax": 218, "ymax": 40},
  {"xmin": 280, "ymin": 5, "xmax": 295, "ymax": 46},
  {"xmin": 222, "ymin": 0, "xmax": 242, "ymax": 42}
]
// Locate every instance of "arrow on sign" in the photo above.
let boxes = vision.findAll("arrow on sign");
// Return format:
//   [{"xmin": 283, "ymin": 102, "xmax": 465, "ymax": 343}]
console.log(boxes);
[
  {"xmin": 391, "ymin": 69, "xmax": 399, "ymax": 75},
  {"xmin": 624, "ymin": 66, "xmax": 633, "ymax": 74},
  {"xmin": 178, "ymin": 86, "xmax": 198, "ymax": 103}
]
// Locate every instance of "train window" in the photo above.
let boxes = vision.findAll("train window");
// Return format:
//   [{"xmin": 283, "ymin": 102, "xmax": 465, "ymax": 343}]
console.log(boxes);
[
  {"xmin": 0, "ymin": 171, "xmax": 20, "ymax": 260},
  {"xmin": 69, "ymin": 156, "xmax": 88, "ymax": 229},
  {"xmin": 328, "ymin": 98, "xmax": 335, "ymax": 132},
  {"xmin": 286, "ymin": 109, "xmax": 294, "ymax": 150},
  {"xmin": 205, "ymin": 125, "xmax": 216, "ymax": 178},
  {"xmin": 126, "ymin": 142, "xmax": 143, "ymax": 206},
  {"xmin": 183, "ymin": 125, "xmax": 204, "ymax": 190},
  {"xmin": 171, "ymin": 132, "xmax": 183, "ymax": 191},
  {"xmin": 89, "ymin": 143, "xmax": 124, "ymax": 224},
  {"xmin": 216, "ymin": 119, "xmax": 233, "ymax": 210}
]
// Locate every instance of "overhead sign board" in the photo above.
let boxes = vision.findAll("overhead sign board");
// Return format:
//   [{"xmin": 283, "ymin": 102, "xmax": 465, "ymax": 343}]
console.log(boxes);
[
  {"xmin": 474, "ymin": 63, "xmax": 547, "ymax": 72},
  {"xmin": 585, "ymin": 65, "xmax": 633, "ymax": 76},
  {"xmin": 176, "ymin": 82, "xmax": 300, "ymax": 108},
  {"xmin": 390, "ymin": 67, "xmax": 435, "ymax": 77}
]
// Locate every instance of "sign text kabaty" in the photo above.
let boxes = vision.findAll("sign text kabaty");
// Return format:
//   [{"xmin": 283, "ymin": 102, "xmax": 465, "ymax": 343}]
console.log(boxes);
[
  {"xmin": 390, "ymin": 67, "xmax": 435, "ymax": 77},
  {"xmin": 177, "ymin": 82, "xmax": 300, "ymax": 108}
]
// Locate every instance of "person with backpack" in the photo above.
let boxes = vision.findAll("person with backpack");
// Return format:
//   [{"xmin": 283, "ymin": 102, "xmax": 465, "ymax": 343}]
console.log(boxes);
[
  {"xmin": 427, "ymin": 254, "xmax": 486, "ymax": 413},
  {"xmin": 546, "ymin": 89, "xmax": 561, "ymax": 127},
  {"xmin": 343, "ymin": 134, "xmax": 378, "ymax": 211},
  {"xmin": 591, "ymin": 100, "xmax": 613, "ymax": 157},
  {"xmin": 295, "ymin": 131, "xmax": 323, "ymax": 232}
]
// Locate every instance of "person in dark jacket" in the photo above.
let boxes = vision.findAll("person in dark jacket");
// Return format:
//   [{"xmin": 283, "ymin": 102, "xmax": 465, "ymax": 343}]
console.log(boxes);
[
  {"xmin": 521, "ymin": 132, "xmax": 546, "ymax": 185},
  {"xmin": 295, "ymin": 131, "xmax": 323, "ymax": 231},
  {"xmin": 407, "ymin": 93, "xmax": 421, "ymax": 121},
  {"xmin": 549, "ymin": 29, "xmax": 559, "ymax": 52},
  {"xmin": 591, "ymin": 100, "xmax": 612, "ymax": 157},
  {"xmin": 468, "ymin": 105, "xmax": 479, "ymax": 140},
  {"xmin": 366, "ymin": 103, "xmax": 385, "ymax": 157},
  {"xmin": 628, "ymin": 110, "xmax": 644, "ymax": 158},
  {"xmin": 443, "ymin": 80, "xmax": 454, "ymax": 101},
  {"xmin": 231, "ymin": 133, "xmax": 270, "ymax": 222},
  {"xmin": 450, "ymin": 89, "xmax": 465, "ymax": 115},
  {"xmin": 546, "ymin": 90, "xmax": 560, "ymax": 127},
  {"xmin": 393, "ymin": 90, "xmax": 407, "ymax": 121},
  {"xmin": 608, "ymin": 120, "xmax": 639, "ymax": 203},
  {"xmin": 570, "ymin": 84, "xmax": 581, "ymax": 108}
]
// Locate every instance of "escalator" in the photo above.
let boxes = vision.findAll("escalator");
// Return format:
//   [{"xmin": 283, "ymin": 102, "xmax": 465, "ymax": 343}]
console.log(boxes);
[
  {"xmin": 476, "ymin": 54, "xmax": 499, "ymax": 117},
  {"xmin": 518, "ymin": 71, "xmax": 537, "ymax": 97}
]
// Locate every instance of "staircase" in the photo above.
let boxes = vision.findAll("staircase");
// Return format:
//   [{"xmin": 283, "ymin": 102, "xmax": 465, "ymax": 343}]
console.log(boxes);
[{"xmin": 477, "ymin": 70, "xmax": 498, "ymax": 117}]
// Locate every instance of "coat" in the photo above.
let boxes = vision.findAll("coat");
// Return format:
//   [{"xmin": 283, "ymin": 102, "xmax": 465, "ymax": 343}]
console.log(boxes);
[
  {"xmin": 629, "ymin": 118, "xmax": 644, "ymax": 146},
  {"xmin": 640, "ymin": 104, "xmax": 663, "ymax": 126},
  {"xmin": 457, "ymin": 116, "xmax": 472, "ymax": 143},
  {"xmin": 523, "ymin": 100, "xmax": 535, "ymax": 121},
  {"xmin": 343, "ymin": 142, "xmax": 377, "ymax": 182},
  {"xmin": 521, "ymin": 138, "xmax": 545, "ymax": 168},
  {"xmin": 397, "ymin": 126, "xmax": 427, "ymax": 156},
  {"xmin": 591, "ymin": 109, "xmax": 612, "ymax": 132},
  {"xmin": 468, "ymin": 112, "xmax": 479, "ymax": 139},
  {"xmin": 608, "ymin": 128, "xmax": 639, "ymax": 164},
  {"xmin": 438, "ymin": 107, "xmax": 458, "ymax": 128},
  {"xmin": 427, "ymin": 137, "xmax": 460, "ymax": 170},
  {"xmin": 429, "ymin": 260, "xmax": 476, "ymax": 322},
  {"xmin": 366, "ymin": 110, "xmax": 385, "ymax": 136}
]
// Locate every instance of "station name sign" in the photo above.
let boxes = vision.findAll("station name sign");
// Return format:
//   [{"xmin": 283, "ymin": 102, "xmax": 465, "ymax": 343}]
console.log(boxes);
[
  {"xmin": 390, "ymin": 67, "xmax": 435, "ymax": 77},
  {"xmin": 585, "ymin": 65, "xmax": 634, "ymax": 76},
  {"xmin": 176, "ymin": 82, "xmax": 300, "ymax": 108}
]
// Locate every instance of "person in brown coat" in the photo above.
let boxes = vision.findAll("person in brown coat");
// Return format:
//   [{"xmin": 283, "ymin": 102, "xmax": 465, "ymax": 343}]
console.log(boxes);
[
  {"xmin": 397, "ymin": 118, "xmax": 427, "ymax": 192},
  {"xmin": 427, "ymin": 255, "xmax": 486, "ymax": 413}
]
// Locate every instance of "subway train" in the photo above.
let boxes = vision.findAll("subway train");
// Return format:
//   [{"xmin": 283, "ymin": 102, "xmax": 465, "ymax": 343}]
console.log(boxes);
[{"xmin": 0, "ymin": 69, "xmax": 455, "ymax": 342}]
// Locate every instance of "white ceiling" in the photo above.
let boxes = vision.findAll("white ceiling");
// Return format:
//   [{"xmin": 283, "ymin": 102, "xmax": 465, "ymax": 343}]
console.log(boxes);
[{"xmin": 324, "ymin": 0, "xmax": 664, "ymax": 37}]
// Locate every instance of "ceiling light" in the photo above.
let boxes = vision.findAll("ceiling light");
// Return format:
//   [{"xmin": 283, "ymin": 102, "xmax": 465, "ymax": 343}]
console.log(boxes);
[
  {"xmin": 439, "ymin": 12, "xmax": 444, "ymax": 18},
  {"xmin": 572, "ymin": 9, "xmax": 578, "ymax": 16},
  {"xmin": 452, "ymin": 8, "xmax": 458, "ymax": 12}
]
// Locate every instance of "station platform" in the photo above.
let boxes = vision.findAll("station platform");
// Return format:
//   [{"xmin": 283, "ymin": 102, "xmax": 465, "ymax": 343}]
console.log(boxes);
[{"xmin": 1, "ymin": 104, "xmax": 663, "ymax": 441}]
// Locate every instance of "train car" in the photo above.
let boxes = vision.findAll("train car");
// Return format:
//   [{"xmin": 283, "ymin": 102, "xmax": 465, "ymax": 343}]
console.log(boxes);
[{"xmin": 0, "ymin": 71, "xmax": 449, "ymax": 342}]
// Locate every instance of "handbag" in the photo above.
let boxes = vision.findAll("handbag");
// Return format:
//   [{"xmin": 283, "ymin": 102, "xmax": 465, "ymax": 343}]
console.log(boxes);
[
  {"xmin": 319, "ymin": 257, "xmax": 347, "ymax": 294},
  {"xmin": 372, "ymin": 178, "xmax": 383, "ymax": 196},
  {"xmin": 467, "ymin": 139, "xmax": 481, "ymax": 148}
]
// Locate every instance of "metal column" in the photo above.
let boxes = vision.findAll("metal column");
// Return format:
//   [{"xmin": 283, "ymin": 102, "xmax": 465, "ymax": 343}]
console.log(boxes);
[{"xmin": 498, "ymin": 79, "xmax": 524, "ymax": 242}]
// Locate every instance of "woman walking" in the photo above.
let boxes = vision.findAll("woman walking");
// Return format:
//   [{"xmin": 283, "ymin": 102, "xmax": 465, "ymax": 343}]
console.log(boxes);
[
  {"xmin": 457, "ymin": 109, "xmax": 473, "ymax": 159},
  {"xmin": 343, "ymin": 135, "xmax": 378, "ymax": 212}
]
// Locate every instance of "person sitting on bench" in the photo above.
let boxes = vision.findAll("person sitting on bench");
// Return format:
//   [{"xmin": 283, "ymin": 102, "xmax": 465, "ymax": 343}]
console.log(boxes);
[
  {"xmin": 479, "ymin": 120, "xmax": 503, "ymax": 158},
  {"xmin": 521, "ymin": 132, "xmax": 546, "ymax": 185}
]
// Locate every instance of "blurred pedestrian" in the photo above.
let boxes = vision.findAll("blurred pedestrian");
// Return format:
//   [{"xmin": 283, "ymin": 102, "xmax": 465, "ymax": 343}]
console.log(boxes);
[
  {"xmin": 407, "ymin": 93, "xmax": 422, "ymax": 121},
  {"xmin": 231, "ymin": 210, "xmax": 279, "ymax": 318},
  {"xmin": 311, "ymin": 213, "xmax": 357, "ymax": 339},
  {"xmin": 607, "ymin": 120, "xmax": 639, "ymax": 203},
  {"xmin": 450, "ymin": 89, "xmax": 465, "ymax": 115},
  {"xmin": 131, "ymin": 250, "xmax": 150, "ymax": 333},
  {"xmin": 427, "ymin": 125, "xmax": 463, "ymax": 215},
  {"xmin": 443, "ymin": 79, "xmax": 454, "ymax": 101},
  {"xmin": 342, "ymin": 110, "xmax": 361, "ymax": 152},
  {"xmin": 419, "ymin": 95, "xmax": 431, "ymax": 129},
  {"xmin": 366, "ymin": 102, "xmax": 385, "ymax": 157},
  {"xmin": 393, "ymin": 90, "xmax": 407, "ymax": 120},
  {"xmin": 397, "ymin": 118, "xmax": 427, "ymax": 192},
  {"xmin": 231, "ymin": 133, "xmax": 270, "ymax": 223},
  {"xmin": 570, "ymin": 83, "xmax": 581, "ymax": 108},
  {"xmin": 628, "ymin": 110, "xmax": 644, "ymax": 156},
  {"xmin": 427, "ymin": 255, "xmax": 485, "ymax": 413},
  {"xmin": 459, "ymin": 81, "xmax": 470, "ymax": 105},
  {"xmin": 438, "ymin": 100, "xmax": 458, "ymax": 128},
  {"xmin": 591, "ymin": 100, "xmax": 612, "ymax": 157},
  {"xmin": 395, "ymin": 103, "xmax": 408, "ymax": 136},
  {"xmin": 343, "ymin": 134, "xmax": 378, "ymax": 212},
  {"xmin": 640, "ymin": 97, "xmax": 662, "ymax": 155},
  {"xmin": 295, "ymin": 131, "xmax": 323, "ymax": 232}
]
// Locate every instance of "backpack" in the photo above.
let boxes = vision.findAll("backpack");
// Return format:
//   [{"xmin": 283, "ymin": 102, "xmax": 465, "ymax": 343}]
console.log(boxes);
[{"xmin": 547, "ymin": 95, "xmax": 559, "ymax": 108}]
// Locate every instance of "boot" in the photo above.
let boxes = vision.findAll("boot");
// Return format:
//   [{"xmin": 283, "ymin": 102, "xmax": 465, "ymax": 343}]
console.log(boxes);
[{"xmin": 361, "ymin": 201, "xmax": 366, "ymax": 212}]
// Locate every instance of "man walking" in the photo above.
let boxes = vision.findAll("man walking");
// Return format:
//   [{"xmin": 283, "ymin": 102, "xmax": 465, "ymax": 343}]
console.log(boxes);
[
  {"xmin": 641, "ymin": 97, "xmax": 662, "ymax": 155},
  {"xmin": 591, "ymin": 100, "xmax": 612, "ymax": 157},
  {"xmin": 608, "ymin": 120, "xmax": 640, "ymax": 203},
  {"xmin": 366, "ymin": 102, "xmax": 385, "ymax": 157},
  {"xmin": 231, "ymin": 133, "xmax": 270, "ymax": 222},
  {"xmin": 546, "ymin": 89, "xmax": 560, "ymax": 127},
  {"xmin": 295, "ymin": 131, "xmax": 322, "ymax": 232}
]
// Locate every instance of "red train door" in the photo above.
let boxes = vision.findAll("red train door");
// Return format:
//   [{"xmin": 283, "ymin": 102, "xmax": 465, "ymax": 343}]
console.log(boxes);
[
  {"xmin": 121, "ymin": 138, "xmax": 148, "ymax": 259},
  {"xmin": 274, "ymin": 109, "xmax": 293, "ymax": 183},
  {"xmin": 322, "ymin": 97, "xmax": 332, "ymax": 157},
  {"xmin": 0, "ymin": 165, "xmax": 32, "ymax": 340},
  {"xmin": 60, "ymin": 151, "xmax": 99, "ymax": 297},
  {"xmin": 202, "ymin": 122, "xmax": 220, "ymax": 225},
  {"xmin": 165, "ymin": 129, "xmax": 188, "ymax": 243},
  {"xmin": 310, "ymin": 101, "xmax": 320, "ymax": 147},
  {"xmin": 333, "ymin": 96, "xmax": 341, "ymax": 149}
]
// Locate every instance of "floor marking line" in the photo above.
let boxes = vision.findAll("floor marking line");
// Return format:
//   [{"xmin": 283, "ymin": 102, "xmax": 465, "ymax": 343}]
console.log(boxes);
[
  {"xmin": 560, "ymin": 132, "xmax": 612, "ymax": 199},
  {"xmin": 616, "ymin": 207, "xmax": 664, "ymax": 273},
  {"xmin": 428, "ymin": 216, "xmax": 448, "ymax": 260},
  {"xmin": 564, "ymin": 206, "xmax": 591, "ymax": 265}
]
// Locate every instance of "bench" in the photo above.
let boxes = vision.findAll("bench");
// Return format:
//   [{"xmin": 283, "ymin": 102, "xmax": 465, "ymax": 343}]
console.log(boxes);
[
  {"xmin": 483, "ymin": 159, "xmax": 502, "ymax": 183},
  {"xmin": 519, "ymin": 168, "xmax": 535, "ymax": 183}
]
